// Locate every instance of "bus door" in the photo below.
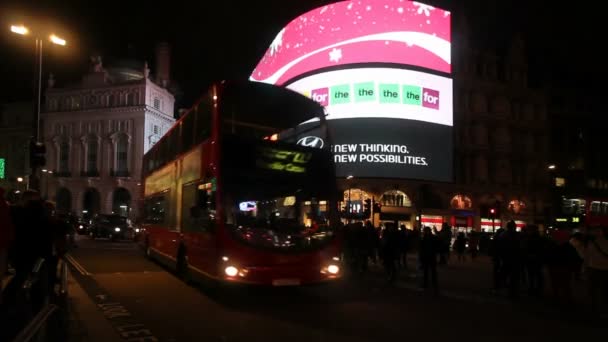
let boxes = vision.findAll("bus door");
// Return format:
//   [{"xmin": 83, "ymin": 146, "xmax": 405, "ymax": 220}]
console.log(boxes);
[{"xmin": 181, "ymin": 179, "xmax": 218, "ymax": 278}]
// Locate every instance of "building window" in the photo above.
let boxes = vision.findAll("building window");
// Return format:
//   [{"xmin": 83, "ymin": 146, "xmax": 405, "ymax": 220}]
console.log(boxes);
[
  {"xmin": 508, "ymin": 200, "xmax": 526, "ymax": 214},
  {"xmin": 72, "ymin": 96, "xmax": 81, "ymax": 110},
  {"xmin": 127, "ymin": 93, "xmax": 137, "ymax": 106},
  {"xmin": 153, "ymin": 97, "xmax": 160, "ymax": 110},
  {"xmin": 108, "ymin": 94, "xmax": 116, "ymax": 107},
  {"xmin": 450, "ymin": 195, "xmax": 472, "ymax": 209},
  {"xmin": 116, "ymin": 135, "xmax": 128, "ymax": 172},
  {"xmin": 342, "ymin": 188, "xmax": 369, "ymax": 216},
  {"xmin": 381, "ymin": 190, "xmax": 411, "ymax": 207},
  {"xmin": 153, "ymin": 125, "xmax": 159, "ymax": 135},
  {"xmin": 59, "ymin": 138, "xmax": 70, "ymax": 173},
  {"xmin": 62, "ymin": 98, "xmax": 71, "ymax": 111},
  {"xmin": 87, "ymin": 138, "xmax": 98, "ymax": 172}
]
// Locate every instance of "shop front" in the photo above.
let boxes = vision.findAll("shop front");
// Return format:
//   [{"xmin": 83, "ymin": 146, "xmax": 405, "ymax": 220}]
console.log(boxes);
[{"xmin": 378, "ymin": 189, "xmax": 414, "ymax": 229}]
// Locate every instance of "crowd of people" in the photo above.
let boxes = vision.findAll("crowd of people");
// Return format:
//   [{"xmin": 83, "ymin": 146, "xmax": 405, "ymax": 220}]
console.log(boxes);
[
  {"xmin": 0, "ymin": 188, "xmax": 71, "ymax": 313},
  {"xmin": 340, "ymin": 219, "xmax": 608, "ymax": 315}
]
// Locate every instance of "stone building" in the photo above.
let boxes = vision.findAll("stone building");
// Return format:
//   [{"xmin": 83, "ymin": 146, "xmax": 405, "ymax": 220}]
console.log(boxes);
[{"xmin": 41, "ymin": 44, "xmax": 175, "ymax": 219}]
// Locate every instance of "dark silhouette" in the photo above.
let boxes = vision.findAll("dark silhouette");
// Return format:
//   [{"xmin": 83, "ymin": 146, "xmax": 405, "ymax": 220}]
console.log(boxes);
[{"xmin": 418, "ymin": 226, "xmax": 440, "ymax": 294}]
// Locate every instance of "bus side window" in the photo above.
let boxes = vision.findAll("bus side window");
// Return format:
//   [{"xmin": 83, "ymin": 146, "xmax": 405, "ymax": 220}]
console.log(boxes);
[
  {"xmin": 182, "ymin": 182, "xmax": 216, "ymax": 233},
  {"xmin": 144, "ymin": 195, "xmax": 166, "ymax": 225}
]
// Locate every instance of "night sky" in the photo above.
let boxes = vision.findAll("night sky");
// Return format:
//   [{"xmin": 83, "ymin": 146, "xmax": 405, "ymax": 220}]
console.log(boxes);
[{"xmin": 0, "ymin": 0, "xmax": 603, "ymax": 109}]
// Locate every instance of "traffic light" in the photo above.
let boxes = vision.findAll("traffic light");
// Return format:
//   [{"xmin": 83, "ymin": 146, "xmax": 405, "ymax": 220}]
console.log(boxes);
[
  {"xmin": 363, "ymin": 198, "xmax": 371, "ymax": 218},
  {"xmin": 29, "ymin": 140, "xmax": 46, "ymax": 168},
  {"xmin": 373, "ymin": 199, "xmax": 381, "ymax": 214}
]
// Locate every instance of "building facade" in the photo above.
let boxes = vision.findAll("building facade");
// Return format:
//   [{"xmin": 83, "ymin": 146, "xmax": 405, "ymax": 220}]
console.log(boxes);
[
  {"xmin": 41, "ymin": 50, "xmax": 175, "ymax": 219},
  {"xmin": 547, "ymin": 89, "xmax": 608, "ymax": 228}
]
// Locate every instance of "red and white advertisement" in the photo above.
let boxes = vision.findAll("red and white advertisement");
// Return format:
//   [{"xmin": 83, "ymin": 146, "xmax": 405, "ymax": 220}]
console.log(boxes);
[{"xmin": 250, "ymin": 0, "xmax": 451, "ymax": 86}]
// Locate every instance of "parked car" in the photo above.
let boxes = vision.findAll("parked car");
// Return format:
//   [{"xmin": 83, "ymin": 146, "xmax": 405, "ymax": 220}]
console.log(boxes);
[
  {"xmin": 56, "ymin": 212, "xmax": 79, "ymax": 235},
  {"xmin": 89, "ymin": 214, "xmax": 134, "ymax": 241},
  {"xmin": 75, "ymin": 218, "xmax": 90, "ymax": 235}
]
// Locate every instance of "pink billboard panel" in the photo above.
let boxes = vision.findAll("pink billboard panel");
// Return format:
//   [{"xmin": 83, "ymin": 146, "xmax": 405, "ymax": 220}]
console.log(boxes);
[{"xmin": 250, "ymin": 0, "xmax": 451, "ymax": 86}]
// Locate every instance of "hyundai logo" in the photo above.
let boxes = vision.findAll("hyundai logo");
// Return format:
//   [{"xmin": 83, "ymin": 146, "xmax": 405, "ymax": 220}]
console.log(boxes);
[{"xmin": 297, "ymin": 136, "xmax": 324, "ymax": 149}]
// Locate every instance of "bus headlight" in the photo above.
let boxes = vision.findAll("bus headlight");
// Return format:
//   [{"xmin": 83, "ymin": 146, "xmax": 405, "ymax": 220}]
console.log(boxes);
[
  {"xmin": 114, "ymin": 227, "xmax": 121, "ymax": 232},
  {"xmin": 225, "ymin": 266, "xmax": 238, "ymax": 277},
  {"xmin": 327, "ymin": 264, "xmax": 340, "ymax": 275}
]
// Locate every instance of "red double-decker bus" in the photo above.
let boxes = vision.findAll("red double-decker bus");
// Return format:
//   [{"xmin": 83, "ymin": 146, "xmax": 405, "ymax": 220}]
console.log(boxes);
[{"xmin": 139, "ymin": 81, "xmax": 342, "ymax": 286}]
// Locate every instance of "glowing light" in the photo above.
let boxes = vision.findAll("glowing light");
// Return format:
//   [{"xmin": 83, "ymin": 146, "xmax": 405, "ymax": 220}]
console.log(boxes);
[
  {"xmin": 49, "ymin": 34, "xmax": 66, "ymax": 46},
  {"xmin": 225, "ymin": 266, "xmax": 238, "ymax": 277},
  {"xmin": 327, "ymin": 265, "xmax": 340, "ymax": 274},
  {"xmin": 11, "ymin": 25, "xmax": 28, "ymax": 35},
  {"xmin": 270, "ymin": 134, "xmax": 279, "ymax": 141},
  {"xmin": 548, "ymin": 164, "xmax": 556, "ymax": 170},
  {"xmin": 17, "ymin": 177, "xmax": 24, "ymax": 182}
]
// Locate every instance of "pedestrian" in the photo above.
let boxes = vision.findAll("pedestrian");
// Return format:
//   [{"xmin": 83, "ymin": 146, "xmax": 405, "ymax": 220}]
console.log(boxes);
[
  {"xmin": 584, "ymin": 226, "xmax": 608, "ymax": 316},
  {"xmin": 454, "ymin": 232, "xmax": 467, "ymax": 262},
  {"xmin": 0, "ymin": 187, "xmax": 15, "ymax": 301},
  {"xmin": 418, "ymin": 226, "xmax": 440, "ymax": 294},
  {"xmin": 521, "ymin": 225, "xmax": 545, "ymax": 297},
  {"xmin": 398, "ymin": 224, "xmax": 409, "ymax": 271},
  {"xmin": 489, "ymin": 227, "xmax": 505, "ymax": 292},
  {"xmin": 468, "ymin": 231, "xmax": 479, "ymax": 260},
  {"xmin": 381, "ymin": 223, "xmax": 400, "ymax": 283},
  {"xmin": 438, "ymin": 223, "xmax": 452, "ymax": 265},
  {"xmin": 501, "ymin": 221, "xmax": 522, "ymax": 299}
]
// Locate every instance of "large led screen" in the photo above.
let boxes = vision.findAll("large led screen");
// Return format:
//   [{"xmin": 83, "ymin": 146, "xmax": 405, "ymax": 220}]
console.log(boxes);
[{"xmin": 250, "ymin": 0, "xmax": 452, "ymax": 182}]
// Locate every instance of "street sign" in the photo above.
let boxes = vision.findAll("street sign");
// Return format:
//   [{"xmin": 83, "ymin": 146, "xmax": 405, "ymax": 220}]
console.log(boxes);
[{"xmin": 0, "ymin": 158, "xmax": 5, "ymax": 179}]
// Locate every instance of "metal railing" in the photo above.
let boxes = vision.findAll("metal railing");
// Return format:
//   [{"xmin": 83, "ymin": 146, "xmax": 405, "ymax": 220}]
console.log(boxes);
[
  {"xmin": 11, "ymin": 304, "xmax": 59, "ymax": 342},
  {"xmin": 7, "ymin": 257, "xmax": 69, "ymax": 342}
]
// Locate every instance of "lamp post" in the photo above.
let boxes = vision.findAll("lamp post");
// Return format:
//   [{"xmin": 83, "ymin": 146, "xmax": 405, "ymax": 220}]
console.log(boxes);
[
  {"xmin": 10, "ymin": 24, "xmax": 66, "ymax": 191},
  {"xmin": 346, "ymin": 175, "xmax": 354, "ymax": 219},
  {"xmin": 41, "ymin": 169, "xmax": 53, "ymax": 199}
]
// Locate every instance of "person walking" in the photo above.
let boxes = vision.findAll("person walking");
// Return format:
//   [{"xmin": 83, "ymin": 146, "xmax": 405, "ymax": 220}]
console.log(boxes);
[
  {"xmin": 0, "ymin": 187, "xmax": 15, "ymax": 301},
  {"xmin": 419, "ymin": 226, "xmax": 440, "ymax": 294},
  {"xmin": 454, "ymin": 232, "xmax": 467, "ymax": 262}
]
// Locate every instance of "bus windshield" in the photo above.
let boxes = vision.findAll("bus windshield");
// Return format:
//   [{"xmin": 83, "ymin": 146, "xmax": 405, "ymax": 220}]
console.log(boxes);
[{"xmin": 222, "ymin": 135, "xmax": 337, "ymax": 251}]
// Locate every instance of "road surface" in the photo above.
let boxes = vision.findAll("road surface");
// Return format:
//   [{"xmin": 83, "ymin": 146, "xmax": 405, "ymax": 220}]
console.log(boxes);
[{"xmin": 66, "ymin": 235, "xmax": 605, "ymax": 341}]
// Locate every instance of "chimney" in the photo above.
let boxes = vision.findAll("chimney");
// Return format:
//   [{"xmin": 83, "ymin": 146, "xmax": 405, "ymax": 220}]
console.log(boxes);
[{"xmin": 155, "ymin": 42, "xmax": 171, "ymax": 87}]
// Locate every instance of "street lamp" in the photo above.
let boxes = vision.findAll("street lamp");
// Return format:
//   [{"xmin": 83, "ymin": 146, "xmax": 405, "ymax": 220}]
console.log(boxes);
[
  {"xmin": 10, "ymin": 24, "xmax": 67, "ymax": 191},
  {"xmin": 10, "ymin": 25, "xmax": 28, "ymax": 35}
]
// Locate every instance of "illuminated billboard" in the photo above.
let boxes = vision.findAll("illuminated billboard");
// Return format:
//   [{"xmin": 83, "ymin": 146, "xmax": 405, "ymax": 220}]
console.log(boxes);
[{"xmin": 250, "ymin": 0, "xmax": 452, "ymax": 182}]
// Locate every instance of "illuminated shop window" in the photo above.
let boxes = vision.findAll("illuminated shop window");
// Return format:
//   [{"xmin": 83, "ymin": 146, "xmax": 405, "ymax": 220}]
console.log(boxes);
[
  {"xmin": 381, "ymin": 190, "xmax": 411, "ymax": 207},
  {"xmin": 450, "ymin": 194, "xmax": 472, "ymax": 209},
  {"xmin": 508, "ymin": 200, "xmax": 526, "ymax": 214}
]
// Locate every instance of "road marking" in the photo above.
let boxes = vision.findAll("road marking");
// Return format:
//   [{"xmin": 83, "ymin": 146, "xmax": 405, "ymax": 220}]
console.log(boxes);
[
  {"xmin": 65, "ymin": 253, "xmax": 91, "ymax": 276},
  {"xmin": 96, "ymin": 297, "xmax": 159, "ymax": 341}
]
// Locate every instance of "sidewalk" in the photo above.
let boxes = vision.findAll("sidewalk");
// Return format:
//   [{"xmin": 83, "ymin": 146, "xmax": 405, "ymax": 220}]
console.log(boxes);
[
  {"xmin": 66, "ymin": 268, "xmax": 122, "ymax": 341},
  {"xmin": 361, "ymin": 254, "xmax": 591, "ymax": 311}
]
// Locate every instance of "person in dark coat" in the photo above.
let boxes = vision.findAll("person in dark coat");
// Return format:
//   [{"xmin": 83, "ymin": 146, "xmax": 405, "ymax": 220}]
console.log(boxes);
[
  {"xmin": 381, "ymin": 223, "xmax": 400, "ymax": 282},
  {"xmin": 419, "ymin": 226, "xmax": 440, "ymax": 294}
]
